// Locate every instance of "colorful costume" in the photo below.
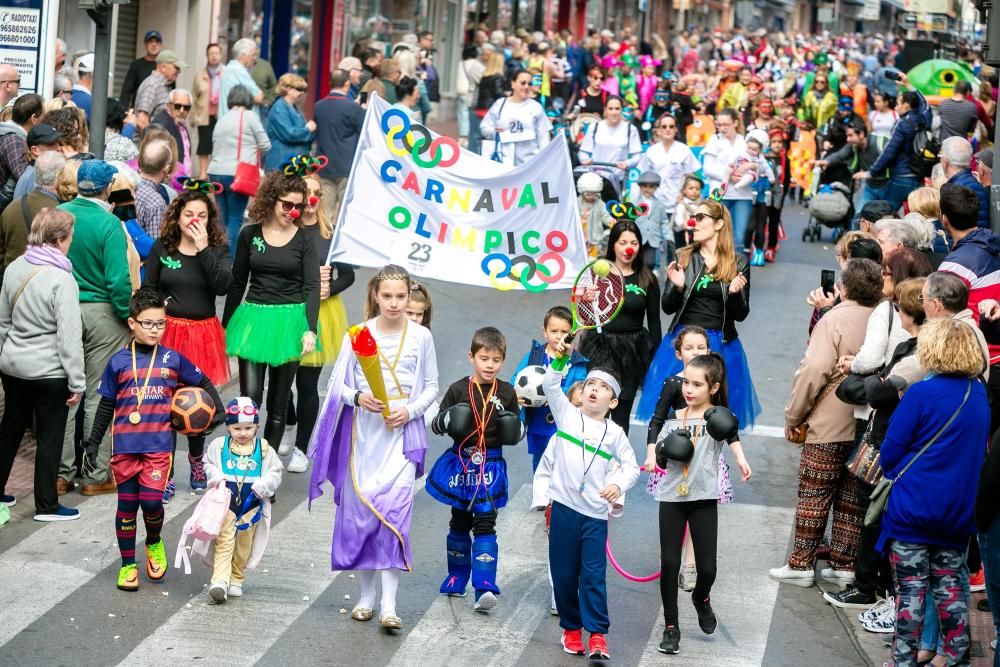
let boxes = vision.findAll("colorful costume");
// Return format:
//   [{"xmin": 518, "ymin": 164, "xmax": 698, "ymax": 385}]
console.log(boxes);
[
  {"xmin": 309, "ymin": 318, "xmax": 438, "ymax": 572},
  {"xmin": 425, "ymin": 377, "xmax": 521, "ymax": 605}
]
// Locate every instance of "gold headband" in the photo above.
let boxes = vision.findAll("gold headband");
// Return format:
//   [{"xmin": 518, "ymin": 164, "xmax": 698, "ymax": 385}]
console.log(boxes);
[{"xmin": 379, "ymin": 273, "xmax": 409, "ymax": 282}]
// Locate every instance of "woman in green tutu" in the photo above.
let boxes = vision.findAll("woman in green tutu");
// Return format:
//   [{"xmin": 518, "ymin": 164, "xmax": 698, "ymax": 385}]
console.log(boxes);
[{"xmin": 222, "ymin": 171, "xmax": 320, "ymax": 451}]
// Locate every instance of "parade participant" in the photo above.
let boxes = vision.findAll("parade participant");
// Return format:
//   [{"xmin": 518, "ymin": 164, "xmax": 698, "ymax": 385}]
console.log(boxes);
[
  {"xmin": 532, "ymin": 339, "xmax": 640, "ymax": 660},
  {"xmin": 702, "ymin": 109, "xmax": 751, "ymax": 249},
  {"xmin": 770, "ymin": 259, "xmax": 883, "ymax": 588},
  {"xmin": 204, "ymin": 397, "xmax": 283, "ymax": 603},
  {"xmin": 479, "ymin": 70, "xmax": 552, "ymax": 165},
  {"xmin": 799, "ymin": 71, "xmax": 837, "ymax": 132},
  {"xmin": 569, "ymin": 66, "xmax": 608, "ymax": 116},
  {"xmin": 640, "ymin": 198, "xmax": 759, "ymax": 429},
  {"xmin": 878, "ymin": 318, "xmax": 989, "ymax": 665},
  {"xmin": 578, "ymin": 97, "xmax": 642, "ymax": 171},
  {"xmin": 652, "ymin": 354, "xmax": 751, "ymax": 655},
  {"xmin": 579, "ymin": 220, "xmax": 662, "ymax": 433},
  {"xmin": 222, "ymin": 171, "xmax": 319, "ymax": 458},
  {"xmin": 763, "ymin": 128, "xmax": 790, "ymax": 262},
  {"xmin": 635, "ymin": 114, "xmax": 700, "ymax": 209},
  {"xmin": 733, "ymin": 130, "xmax": 775, "ymax": 263},
  {"xmin": 426, "ymin": 327, "xmax": 521, "ymax": 611},
  {"xmin": 82, "ymin": 289, "xmax": 224, "ymax": 591},
  {"xmin": 286, "ymin": 170, "xmax": 354, "ymax": 474},
  {"xmin": 404, "ymin": 282, "xmax": 432, "ymax": 328},
  {"xmin": 633, "ymin": 172, "xmax": 669, "ymax": 270},
  {"xmin": 309, "ymin": 265, "xmax": 439, "ymax": 630},
  {"xmin": 512, "ymin": 306, "xmax": 589, "ymax": 471},
  {"xmin": 672, "ymin": 175, "xmax": 703, "ymax": 253},
  {"xmin": 577, "ymin": 172, "xmax": 613, "ymax": 258},
  {"xmin": 142, "ymin": 184, "xmax": 232, "ymax": 498}
]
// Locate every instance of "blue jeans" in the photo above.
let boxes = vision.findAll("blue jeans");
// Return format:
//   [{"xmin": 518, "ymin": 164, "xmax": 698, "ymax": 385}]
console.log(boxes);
[
  {"xmin": 209, "ymin": 173, "xmax": 249, "ymax": 258},
  {"xmin": 723, "ymin": 199, "xmax": 752, "ymax": 252},
  {"xmin": 860, "ymin": 181, "xmax": 890, "ymax": 209},
  {"xmin": 981, "ymin": 522, "xmax": 1000, "ymax": 665},
  {"xmin": 884, "ymin": 175, "xmax": 920, "ymax": 214},
  {"xmin": 468, "ymin": 110, "xmax": 482, "ymax": 155}
]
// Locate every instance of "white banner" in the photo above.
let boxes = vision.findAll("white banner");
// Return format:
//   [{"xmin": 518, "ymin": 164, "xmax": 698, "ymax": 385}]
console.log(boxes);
[{"xmin": 328, "ymin": 95, "xmax": 586, "ymax": 291}]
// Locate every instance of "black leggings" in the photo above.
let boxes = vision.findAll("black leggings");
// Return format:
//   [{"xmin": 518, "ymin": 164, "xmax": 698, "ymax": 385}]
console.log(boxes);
[
  {"xmin": 239, "ymin": 358, "xmax": 300, "ymax": 451},
  {"xmin": 294, "ymin": 365, "xmax": 324, "ymax": 453},
  {"xmin": 766, "ymin": 205, "xmax": 782, "ymax": 250},
  {"xmin": 746, "ymin": 203, "xmax": 769, "ymax": 250},
  {"xmin": 610, "ymin": 398, "xmax": 634, "ymax": 435},
  {"xmin": 659, "ymin": 500, "xmax": 718, "ymax": 626},
  {"xmin": 450, "ymin": 507, "xmax": 498, "ymax": 537}
]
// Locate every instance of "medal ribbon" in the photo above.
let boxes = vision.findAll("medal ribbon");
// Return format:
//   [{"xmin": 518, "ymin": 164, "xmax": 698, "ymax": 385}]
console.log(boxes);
[
  {"xmin": 130, "ymin": 341, "xmax": 159, "ymax": 420},
  {"xmin": 459, "ymin": 378, "xmax": 497, "ymax": 474},
  {"xmin": 679, "ymin": 410, "xmax": 701, "ymax": 495}
]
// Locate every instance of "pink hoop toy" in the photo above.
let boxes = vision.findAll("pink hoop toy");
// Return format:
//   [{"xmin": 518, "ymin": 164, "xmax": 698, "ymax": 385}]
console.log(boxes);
[{"xmin": 605, "ymin": 466, "xmax": 667, "ymax": 583}]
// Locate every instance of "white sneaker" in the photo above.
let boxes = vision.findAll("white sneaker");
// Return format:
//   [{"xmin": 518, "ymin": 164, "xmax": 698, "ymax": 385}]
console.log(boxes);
[
  {"xmin": 287, "ymin": 449, "xmax": 309, "ymax": 473},
  {"xmin": 862, "ymin": 602, "xmax": 895, "ymax": 634},
  {"xmin": 768, "ymin": 564, "xmax": 815, "ymax": 587},
  {"xmin": 858, "ymin": 597, "xmax": 893, "ymax": 623},
  {"xmin": 228, "ymin": 584, "xmax": 243, "ymax": 598},
  {"xmin": 678, "ymin": 564, "xmax": 697, "ymax": 592},
  {"xmin": 820, "ymin": 567, "xmax": 855, "ymax": 584},
  {"xmin": 209, "ymin": 582, "xmax": 228, "ymax": 604},
  {"xmin": 278, "ymin": 436, "xmax": 295, "ymax": 456}
]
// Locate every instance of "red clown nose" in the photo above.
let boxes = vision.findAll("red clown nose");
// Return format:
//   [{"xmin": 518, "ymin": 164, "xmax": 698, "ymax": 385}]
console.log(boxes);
[
  {"xmin": 624, "ymin": 247, "xmax": 635, "ymax": 257},
  {"xmin": 289, "ymin": 208, "xmax": 301, "ymax": 219},
  {"xmin": 309, "ymin": 195, "xmax": 319, "ymax": 206},
  {"xmin": 686, "ymin": 218, "xmax": 696, "ymax": 228}
]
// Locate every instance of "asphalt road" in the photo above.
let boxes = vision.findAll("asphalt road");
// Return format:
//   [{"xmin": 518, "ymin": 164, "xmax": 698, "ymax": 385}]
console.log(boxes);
[{"xmin": 0, "ymin": 201, "xmax": 876, "ymax": 666}]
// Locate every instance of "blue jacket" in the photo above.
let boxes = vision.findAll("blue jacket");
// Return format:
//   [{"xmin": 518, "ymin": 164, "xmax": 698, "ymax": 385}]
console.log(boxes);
[
  {"xmin": 512, "ymin": 340, "xmax": 588, "ymax": 450},
  {"xmin": 868, "ymin": 90, "xmax": 931, "ymax": 178},
  {"xmin": 947, "ymin": 169, "xmax": 990, "ymax": 229},
  {"xmin": 315, "ymin": 92, "xmax": 366, "ymax": 179},
  {"xmin": 264, "ymin": 97, "xmax": 315, "ymax": 172},
  {"xmin": 877, "ymin": 376, "xmax": 989, "ymax": 552}
]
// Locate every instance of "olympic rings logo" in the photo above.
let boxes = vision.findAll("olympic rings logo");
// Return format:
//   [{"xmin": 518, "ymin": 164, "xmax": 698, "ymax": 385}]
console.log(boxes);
[
  {"xmin": 606, "ymin": 200, "xmax": 650, "ymax": 220},
  {"xmin": 381, "ymin": 108, "xmax": 460, "ymax": 169},
  {"xmin": 481, "ymin": 252, "xmax": 566, "ymax": 292}
]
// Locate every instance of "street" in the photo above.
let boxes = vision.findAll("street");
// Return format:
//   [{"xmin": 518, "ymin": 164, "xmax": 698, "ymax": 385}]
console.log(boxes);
[{"xmin": 1, "ymin": 203, "xmax": 888, "ymax": 666}]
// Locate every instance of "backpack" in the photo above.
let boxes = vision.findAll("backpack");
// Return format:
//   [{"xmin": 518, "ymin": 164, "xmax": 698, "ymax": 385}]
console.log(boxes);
[
  {"xmin": 173, "ymin": 483, "xmax": 231, "ymax": 574},
  {"xmin": 910, "ymin": 124, "xmax": 941, "ymax": 178}
]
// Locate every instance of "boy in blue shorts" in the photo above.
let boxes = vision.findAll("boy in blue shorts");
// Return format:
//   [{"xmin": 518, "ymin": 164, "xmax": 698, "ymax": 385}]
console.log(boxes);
[
  {"xmin": 512, "ymin": 306, "xmax": 588, "ymax": 471},
  {"xmin": 84, "ymin": 289, "xmax": 223, "ymax": 591}
]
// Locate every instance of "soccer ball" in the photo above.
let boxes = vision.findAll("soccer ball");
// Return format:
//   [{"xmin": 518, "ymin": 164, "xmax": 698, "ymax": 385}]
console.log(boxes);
[
  {"xmin": 514, "ymin": 365, "xmax": 548, "ymax": 408},
  {"xmin": 170, "ymin": 387, "xmax": 216, "ymax": 435}
]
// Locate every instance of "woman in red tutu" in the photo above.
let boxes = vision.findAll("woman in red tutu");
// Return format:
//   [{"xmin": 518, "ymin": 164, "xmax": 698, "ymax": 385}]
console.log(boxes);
[{"xmin": 142, "ymin": 180, "xmax": 232, "ymax": 499}]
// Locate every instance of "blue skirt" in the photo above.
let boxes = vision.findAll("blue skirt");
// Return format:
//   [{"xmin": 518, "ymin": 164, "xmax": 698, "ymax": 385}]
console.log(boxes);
[
  {"xmin": 426, "ymin": 447, "xmax": 509, "ymax": 514},
  {"xmin": 635, "ymin": 328, "xmax": 761, "ymax": 430}
]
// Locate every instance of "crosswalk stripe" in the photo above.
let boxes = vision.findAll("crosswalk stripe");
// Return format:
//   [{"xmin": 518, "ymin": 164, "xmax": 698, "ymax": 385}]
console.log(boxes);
[
  {"xmin": 387, "ymin": 483, "xmax": 552, "ymax": 666},
  {"xmin": 637, "ymin": 503, "xmax": 795, "ymax": 665},
  {"xmin": 0, "ymin": 491, "xmax": 200, "ymax": 646},
  {"xmin": 118, "ymin": 493, "xmax": 338, "ymax": 664}
]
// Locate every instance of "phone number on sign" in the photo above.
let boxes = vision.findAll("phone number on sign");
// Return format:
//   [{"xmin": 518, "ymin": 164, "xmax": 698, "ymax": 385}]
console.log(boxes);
[{"xmin": 0, "ymin": 34, "xmax": 37, "ymax": 45}]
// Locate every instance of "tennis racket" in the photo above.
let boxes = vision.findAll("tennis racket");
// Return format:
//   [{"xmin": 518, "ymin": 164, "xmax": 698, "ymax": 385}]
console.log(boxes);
[{"xmin": 565, "ymin": 259, "xmax": 626, "ymax": 345}]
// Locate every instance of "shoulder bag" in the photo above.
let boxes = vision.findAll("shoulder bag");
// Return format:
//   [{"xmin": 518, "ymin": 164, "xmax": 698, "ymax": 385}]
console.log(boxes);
[
  {"xmin": 864, "ymin": 381, "xmax": 971, "ymax": 527},
  {"xmin": 845, "ymin": 414, "xmax": 883, "ymax": 485},
  {"xmin": 231, "ymin": 110, "xmax": 261, "ymax": 196},
  {"xmin": 787, "ymin": 372, "xmax": 845, "ymax": 444}
]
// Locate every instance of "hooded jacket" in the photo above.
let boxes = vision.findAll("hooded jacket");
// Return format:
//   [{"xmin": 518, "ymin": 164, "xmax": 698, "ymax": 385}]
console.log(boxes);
[
  {"xmin": 867, "ymin": 90, "xmax": 931, "ymax": 178},
  {"xmin": 940, "ymin": 228, "xmax": 1000, "ymax": 365}
]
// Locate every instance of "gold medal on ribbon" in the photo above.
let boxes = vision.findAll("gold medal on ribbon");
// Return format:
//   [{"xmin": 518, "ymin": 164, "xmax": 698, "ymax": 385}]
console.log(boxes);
[
  {"xmin": 129, "ymin": 412, "xmax": 142, "ymax": 425},
  {"xmin": 129, "ymin": 342, "xmax": 158, "ymax": 426},
  {"xmin": 677, "ymin": 482, "xmax": 689, "ymax": 497}
]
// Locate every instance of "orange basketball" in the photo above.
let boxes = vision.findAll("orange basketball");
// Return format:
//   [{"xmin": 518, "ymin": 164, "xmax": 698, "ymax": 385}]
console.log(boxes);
[{"xmin": 170, "ymin": 386, "xmax": 216, "ymax": 435}]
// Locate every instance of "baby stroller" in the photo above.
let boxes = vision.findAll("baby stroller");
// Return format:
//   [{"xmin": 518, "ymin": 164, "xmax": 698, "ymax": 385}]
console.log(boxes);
[
  {"xmin": 803, "ymin": 181, "xmax": 853, "ymax": 242},
  {"xmin": 573, "ymin": 163, "xmax": 625, "ymax": 204}
]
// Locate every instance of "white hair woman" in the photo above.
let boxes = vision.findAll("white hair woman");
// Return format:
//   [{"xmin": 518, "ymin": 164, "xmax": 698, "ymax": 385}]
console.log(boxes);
[{"xmin": 0, "ymin": 208, "xmax": 85, "ymax": 521}]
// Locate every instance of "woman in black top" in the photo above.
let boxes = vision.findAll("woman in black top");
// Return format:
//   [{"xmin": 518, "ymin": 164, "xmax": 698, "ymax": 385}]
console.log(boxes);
[
  {"xmin": 142, "ymin": 185, "xmax": 232, "ymax": 493},
  {"xmin": 283, "ymin": 171, "xmax": 355, "ymax": 473},
  {"xmin": 222, "ymin": 172, "xmax": 319, "ymax": 451},
  {"xmin": 579, "ymin": 219, "xmax": 661, "ymax": 432},
  {"xmin": 637, "ymin": 198, "xmax": 760, "ymax": 430}
]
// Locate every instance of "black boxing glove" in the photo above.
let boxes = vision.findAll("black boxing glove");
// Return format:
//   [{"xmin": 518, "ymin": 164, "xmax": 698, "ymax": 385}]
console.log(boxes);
[
  {"xmin": 431, "ymin": 403, "xmax": 475, "ymax": 441},
  {"xmin": 496, "ymin": 411, "xmax": 524, "ymax": 446},
  {"xmin": 656, "ymin": 428, "xmax": 694, "ymax": 468},
  {"xmin": 704, "ymin": 406, "xmax": 739, "ymax": 441}
]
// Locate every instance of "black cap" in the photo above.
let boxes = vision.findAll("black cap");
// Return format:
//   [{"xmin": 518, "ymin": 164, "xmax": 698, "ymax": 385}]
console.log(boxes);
[
  {"xmin": 144, "ymin": 30, "xmax": 163, "ymax": 43},
  {"xmin": 859, "ymin": 200, "xmax": 895, "ymax": 224},
  {"xmin": 26, "ymin": 123, "xmax": 61, "ymax": 147}
]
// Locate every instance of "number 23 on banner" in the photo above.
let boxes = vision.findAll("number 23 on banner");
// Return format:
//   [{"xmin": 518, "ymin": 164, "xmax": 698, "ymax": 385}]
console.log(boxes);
[{"xmin": 389, "ymin": 238, "xmax": 434, "ymax": 269}]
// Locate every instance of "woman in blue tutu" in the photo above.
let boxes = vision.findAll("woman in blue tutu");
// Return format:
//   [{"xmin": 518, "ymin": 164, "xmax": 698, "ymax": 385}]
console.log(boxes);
[{"xmin": 636, "ymin": 195, "xmax": 760, "ymax": 430}]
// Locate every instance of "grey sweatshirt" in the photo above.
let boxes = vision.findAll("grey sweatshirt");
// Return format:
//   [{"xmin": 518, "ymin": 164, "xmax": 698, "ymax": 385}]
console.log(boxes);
[{"xmin": 0, "ymin": 255, "xmax": 85, "ymax": 391}]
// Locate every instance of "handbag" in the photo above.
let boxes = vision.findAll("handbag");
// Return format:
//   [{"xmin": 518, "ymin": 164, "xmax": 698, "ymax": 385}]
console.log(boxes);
[
  {"xmin": 864, "ymin": 381, "xmax": 971, "ymax": 527},
  {"xmin": 230, "ymin": 110, "xmax": 261, "ymax": 196},
  {"xmin": 846, "ymin": 417, "xmax": 883, "ymax": 485},
  {"xmin": 787, "ymin": 372, "xmax": 845, "ymax": 444}
]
